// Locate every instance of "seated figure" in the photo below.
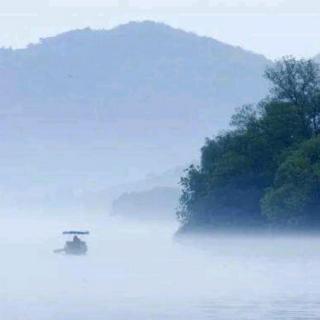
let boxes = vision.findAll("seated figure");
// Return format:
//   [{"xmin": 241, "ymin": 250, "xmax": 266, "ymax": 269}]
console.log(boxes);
[{"xmin": 64, "ymin": 235, "xmax": 87, "ymax": 255}]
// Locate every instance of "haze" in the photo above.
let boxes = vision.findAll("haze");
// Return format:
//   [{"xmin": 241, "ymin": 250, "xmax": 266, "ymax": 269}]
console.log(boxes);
[
  {"xmin": 1, "ymin": 1, "xmax": 320, "ymax": 319},
  {"xmin": 1, "ymin": 0, "xmax": 320, "ymax": 58},
  {"xmin": 2, "ymin": 215, "xmax": 320, "ymax": 320}
]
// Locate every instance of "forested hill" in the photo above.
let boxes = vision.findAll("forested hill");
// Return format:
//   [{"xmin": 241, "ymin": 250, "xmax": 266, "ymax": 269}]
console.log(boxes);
[
  {"xmin": 0, "ymin": 21, "xmax": 270, "ymax": 202},
  {"xmin": 0, "ymin": 21, "xmax": 269, "ymax": 109},
  {"xmin": 178, "ymin": 58, "xmax": 320, "ymax": 233},
  {"xmin": 112, "ymin": 187, "xmax": 180, "ymax": 221}
]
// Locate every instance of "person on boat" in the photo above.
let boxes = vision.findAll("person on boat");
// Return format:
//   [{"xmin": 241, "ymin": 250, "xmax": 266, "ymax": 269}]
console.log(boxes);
[
  {"xmin": 72, "ymin": 235, "xmax": 82, "ymax": 247},
  {"xmin": 56, "ymin": 232, "xmax": 89, "ymax": 255}
]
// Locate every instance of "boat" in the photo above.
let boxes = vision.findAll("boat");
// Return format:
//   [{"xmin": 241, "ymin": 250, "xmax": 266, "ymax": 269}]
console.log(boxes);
[{"xmin": 54, "ymin": 231, "xmax": 89, "ymax": 255}]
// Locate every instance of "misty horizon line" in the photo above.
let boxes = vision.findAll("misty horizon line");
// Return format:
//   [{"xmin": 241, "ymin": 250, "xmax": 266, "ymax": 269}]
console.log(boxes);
[{"xmin": 1, "ymin": 20, "xmax": 317, "ymax": 61}]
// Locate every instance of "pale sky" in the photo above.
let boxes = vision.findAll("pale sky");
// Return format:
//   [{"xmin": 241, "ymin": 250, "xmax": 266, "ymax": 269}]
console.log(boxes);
[{"xmin": 1, "ymin": 0, "xmax": 320, "ymax": 59}]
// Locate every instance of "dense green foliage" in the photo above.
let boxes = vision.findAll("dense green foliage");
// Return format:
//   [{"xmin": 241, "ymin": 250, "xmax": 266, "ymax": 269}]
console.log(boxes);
[
  {"xmin": 262, "ymin": 137, "xmax": 320, "ymax": 227},
  {"xmin": 178, "ymin": 57, "xmax": 320, "ymax": 230}
]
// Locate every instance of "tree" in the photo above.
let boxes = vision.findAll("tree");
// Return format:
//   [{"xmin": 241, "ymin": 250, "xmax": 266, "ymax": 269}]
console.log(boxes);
[
  {"xmin": 178, "ymin": 57, "xmax": 320, "ymax": 231},
  {"xmin": 265, "ymin": 57, "xmax": 320, "ymax": 134},
  {"xmin": 178, "ymin": 100, "xmax": 309, "ymax": 228},
  {"xmin": 261, "ymin": 137, "xmax": 320, "ymax": 227}
]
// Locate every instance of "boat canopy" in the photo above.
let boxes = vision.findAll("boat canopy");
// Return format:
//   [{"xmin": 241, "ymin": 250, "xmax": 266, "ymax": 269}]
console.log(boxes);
[{"xmin": 63, "ymin": 231, "xmax": 90, "ymax": 235}]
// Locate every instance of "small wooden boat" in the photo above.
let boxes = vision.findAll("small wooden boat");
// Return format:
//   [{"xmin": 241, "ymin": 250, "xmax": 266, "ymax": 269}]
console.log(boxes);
[{"xmin": 54, "ymin": 231, "xmax": 89, "ymax": 255}]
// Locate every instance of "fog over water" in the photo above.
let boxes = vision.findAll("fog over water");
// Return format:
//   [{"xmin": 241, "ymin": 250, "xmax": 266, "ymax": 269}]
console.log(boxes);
[{"xmin": 1, "ymin": 214, "xmax": 320, "ymax": 320}]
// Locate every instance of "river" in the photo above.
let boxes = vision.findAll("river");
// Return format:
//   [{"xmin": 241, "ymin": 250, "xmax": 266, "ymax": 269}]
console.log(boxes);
[{"xmin": 1, "ymin": 215, "xmax": 319, "ymax": 319}]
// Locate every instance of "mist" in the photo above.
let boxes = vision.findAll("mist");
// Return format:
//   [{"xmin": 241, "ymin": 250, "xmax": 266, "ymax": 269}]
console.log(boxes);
[
  {"xmin": 1, "ymin": 213, "xmax": 320, "ymax": 320},
  {"xmin": 1, "ymin": 6, "xmax": 320, "ymax": 319}
]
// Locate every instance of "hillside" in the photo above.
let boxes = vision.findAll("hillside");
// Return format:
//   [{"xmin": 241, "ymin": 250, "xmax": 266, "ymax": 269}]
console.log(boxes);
[
  {"xmin": 178, "ymin": 58, "xmax": 320, "ymax": 233},
  {"xmin": 112, "ymin": 187, "xmax": 180, "ymax": 221},
  {"xmin": 0, "ymin": 21, "xmax": 270, "ymax": 207}
]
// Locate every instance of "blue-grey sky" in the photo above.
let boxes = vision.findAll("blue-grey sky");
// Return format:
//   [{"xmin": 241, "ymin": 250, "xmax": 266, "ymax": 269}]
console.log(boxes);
[{"xmin": 1, "ymin": 0, "xmax": 320, "ymax": 59}]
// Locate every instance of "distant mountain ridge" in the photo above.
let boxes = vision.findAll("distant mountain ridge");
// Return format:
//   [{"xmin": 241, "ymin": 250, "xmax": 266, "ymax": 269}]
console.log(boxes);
[
  {"xmin": 112, "ymin": 186, "xmax": 180, "ymax": 221},
  {"xmin": 0, "ymin": 21, "xmax": 269, "ymax": 106},
  {"xmin": 0, "ymin": 21, "xmax": 271, "ymax": 206}
]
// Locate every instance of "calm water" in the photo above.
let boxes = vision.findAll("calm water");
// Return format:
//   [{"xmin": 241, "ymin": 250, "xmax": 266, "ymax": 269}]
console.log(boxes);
[{"xmin": 1, "ymin": 215, "xmax": 320, "ymax": 320}]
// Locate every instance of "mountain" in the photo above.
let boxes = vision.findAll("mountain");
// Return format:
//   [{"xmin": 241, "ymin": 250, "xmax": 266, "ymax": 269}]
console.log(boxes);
[
  {"xmin": 0, "ymin": 21, "xmax": 270, "ymax": 208},
  {"xmin": 112, "ymin": 186, "xmax": 180, "ymax": 221},
  {"xmin": 51, "ymin": 166, "xmax": 184, "ymax": 215}
]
